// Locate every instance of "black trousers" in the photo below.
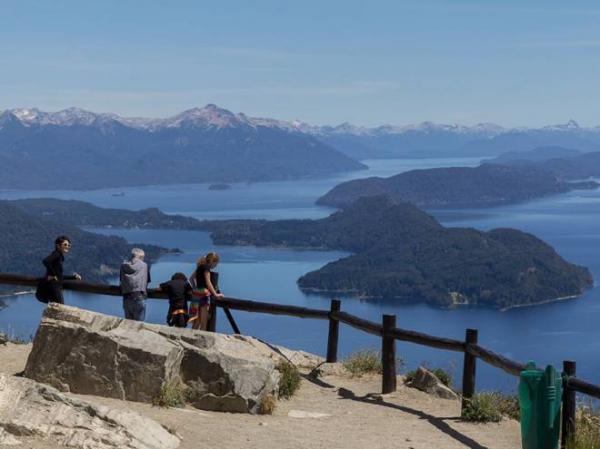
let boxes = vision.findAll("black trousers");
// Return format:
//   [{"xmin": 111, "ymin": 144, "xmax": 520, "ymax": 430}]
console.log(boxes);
[{"xmin": 48, "ymin": 280, "xmax": 64, "ymax": 304}]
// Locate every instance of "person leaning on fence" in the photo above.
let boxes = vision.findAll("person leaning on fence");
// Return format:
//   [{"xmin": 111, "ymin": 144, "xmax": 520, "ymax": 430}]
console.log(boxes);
[
  {"xmin": 189, "ymin": 252, "xmax": 224, "ymax": 331},
  {"xmin": 158, "ymin": 272, "xmax": 192, "ymax": 328},
  {"xmin": 119, "ymin": 248, "xmax": 150, "ymax": 321},
  {"xmin": 37, "ymin": 235, "xmax": 82, "ymax": 304}
]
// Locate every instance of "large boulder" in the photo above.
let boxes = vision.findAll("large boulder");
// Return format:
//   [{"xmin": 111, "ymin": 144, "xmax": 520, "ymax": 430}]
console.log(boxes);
[
  {"xmin": 405, "ymin": 366, "xmax": 459, "ymax": 400},
  {"xmin": 0, "ymin": 373, "xmax": 179, "ymax": 449},
  {"xmin": 24, "ymin": 304, "xmax": 281, "ymax": 413}
]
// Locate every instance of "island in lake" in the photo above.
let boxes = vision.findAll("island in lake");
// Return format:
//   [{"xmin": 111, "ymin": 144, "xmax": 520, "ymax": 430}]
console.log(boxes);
[
  {"xmin": 12, "ymin": 196, "xmax": 592, "ymax": 309},
  {"xmin": 317, "ymin": 163, "xmax": 599, "ymax": 209},
  {"xmin": 208, "ymin": 183, "xmax": 231, "ymax": 191}
]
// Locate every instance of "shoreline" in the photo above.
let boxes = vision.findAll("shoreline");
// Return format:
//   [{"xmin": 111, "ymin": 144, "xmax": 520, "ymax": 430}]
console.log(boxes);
[
  {"xmin": 0, "ymin": 290, "xmax": 33, "ymax": 299},
  {"xmin": 499, "ymin": 294, "xmax": 580, "ymax": 312}
]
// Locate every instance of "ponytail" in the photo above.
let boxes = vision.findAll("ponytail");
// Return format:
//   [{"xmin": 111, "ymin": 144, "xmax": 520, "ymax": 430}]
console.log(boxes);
[{"xmin": 197, "ymin": 252, "xmax": 220, "ymax": 269}]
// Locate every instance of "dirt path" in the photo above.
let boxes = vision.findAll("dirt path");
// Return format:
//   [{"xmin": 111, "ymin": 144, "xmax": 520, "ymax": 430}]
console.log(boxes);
[{"xmin": 0, "ymin": 343, "xmax": 520, "ymax": 449}]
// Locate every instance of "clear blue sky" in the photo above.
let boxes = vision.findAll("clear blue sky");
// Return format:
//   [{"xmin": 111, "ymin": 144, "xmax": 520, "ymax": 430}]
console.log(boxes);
[{"xmin": 1, "ymin": 0, "xmax": 600, "ymax": 127}]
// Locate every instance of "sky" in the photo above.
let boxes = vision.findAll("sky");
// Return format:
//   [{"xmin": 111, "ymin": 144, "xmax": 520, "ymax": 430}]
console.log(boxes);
[{"xmin": 1, "ymin": 0, "xmax": 600, "ymax": 127}]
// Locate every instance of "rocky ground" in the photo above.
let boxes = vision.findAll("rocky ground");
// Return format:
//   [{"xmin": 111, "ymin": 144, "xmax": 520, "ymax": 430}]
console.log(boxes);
[{"xmin": 0, "ymin": 342, "xmax": 520, "ymax": 449}]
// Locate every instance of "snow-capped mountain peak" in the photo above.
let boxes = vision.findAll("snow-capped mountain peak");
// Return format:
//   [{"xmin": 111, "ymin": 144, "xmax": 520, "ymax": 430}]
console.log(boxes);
[
  {"xmin": 161, "ymin": 104, "xmax": 250, "ymax": 129},
  {"xmin": 0, "ymin": 107, "xmax": 123, "ymax": 127},
  {"xmin": 543, "ymin": 120, "xmax": 581, "ymax": 131},
  {"xmin": 11, "ymin": 108, "xmax": 45, "ymax": 123}
]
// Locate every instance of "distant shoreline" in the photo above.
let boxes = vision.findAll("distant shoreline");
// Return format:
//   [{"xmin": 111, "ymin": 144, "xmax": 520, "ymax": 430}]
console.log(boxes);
[
  {"xmin": 500, "ymin": 294, "xmax": 580, "ymax": 312},
  {"xmin": 0, "ymin": 290, "xmax": 32, "ymax": 299}
]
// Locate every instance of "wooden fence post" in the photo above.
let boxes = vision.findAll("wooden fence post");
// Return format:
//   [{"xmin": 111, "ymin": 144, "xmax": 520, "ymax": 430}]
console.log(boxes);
[
  {"xmin": 207, "ymin": 302, "xmax": 217, "ymax": 332},
  {"xmin": 381, "ymin": 314, "xmax": 397, "ymax": 394},
  {"xmin": 561, "ymin": 360, "xmax": 577, "ymax": 449},
  {"xmin": 326, "ymin": 299, "xmax": 341, "ymax": 363},
  {"xmin": 461, "ymin": 328, "xmax": 478, "ymax": 414}
]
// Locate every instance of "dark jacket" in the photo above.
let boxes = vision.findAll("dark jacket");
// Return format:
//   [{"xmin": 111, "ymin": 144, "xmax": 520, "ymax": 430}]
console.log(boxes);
[
  {"xmin": 41, "ymin": 249, "xmax": 76, "ymax": 304},
  {"xmin": 160, "ymin": 279, "xmax": 193, "ymax": 309},
  {"xmin": 43, "ymin": 250, "xmax": 76, "ymax": 282}
]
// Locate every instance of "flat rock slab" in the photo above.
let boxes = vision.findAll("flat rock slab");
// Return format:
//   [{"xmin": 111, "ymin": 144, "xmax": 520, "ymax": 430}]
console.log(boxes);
[
  {"xmin": 0, "ymin": 373, "xmax": 179, "ymax": 449},
  {"xmin": 24, "ymin": 304, "xmax": 283, "ymax": 414},
  {"xmin": 287, "ymin": 410, "xmax": 331, "ymax": 419}
]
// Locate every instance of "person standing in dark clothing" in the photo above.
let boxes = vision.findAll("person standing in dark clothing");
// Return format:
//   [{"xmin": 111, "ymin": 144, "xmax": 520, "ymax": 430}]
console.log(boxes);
[
  {"xmin": 159, "ymin": 272, "xmax": 192, "ymax": 327},
  {"xmin": 42, "ymin": 235, "xmax": 82, "ymax": 304}
]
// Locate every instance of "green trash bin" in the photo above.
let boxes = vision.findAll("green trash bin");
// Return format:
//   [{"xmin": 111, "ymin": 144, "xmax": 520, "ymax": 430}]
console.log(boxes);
[{"xmin": 519, "ymin": 362, "xmax": 563, "ymax": 449}]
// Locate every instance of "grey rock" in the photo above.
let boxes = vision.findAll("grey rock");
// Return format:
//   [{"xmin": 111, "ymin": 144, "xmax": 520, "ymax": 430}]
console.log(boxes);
[
  {"xmin": 0, "ymin": 333, "xmax": 6, "ymax": 345},
  {"xmin": 406, "ymin": 367, "xmax": 459, "ymax": 400},
  {"xmin": 25, "ymin": 304, "xmax": 281, "ymax": 413},
  {"xmin": 0, "ymin": 373, "xmax": 179, "ymax": 449}
]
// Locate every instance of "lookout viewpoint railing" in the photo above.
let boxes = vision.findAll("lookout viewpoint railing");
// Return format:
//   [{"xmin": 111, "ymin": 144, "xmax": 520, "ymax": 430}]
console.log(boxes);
[{"xmin": 1, "ymin": 272, "xmax": 599, "ymax": 447}]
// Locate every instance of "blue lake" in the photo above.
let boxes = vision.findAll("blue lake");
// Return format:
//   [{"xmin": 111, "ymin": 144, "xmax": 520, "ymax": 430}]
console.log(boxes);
[{"xmin": 1, "ymin": 156, "xmax": 598, "ymax": 393}]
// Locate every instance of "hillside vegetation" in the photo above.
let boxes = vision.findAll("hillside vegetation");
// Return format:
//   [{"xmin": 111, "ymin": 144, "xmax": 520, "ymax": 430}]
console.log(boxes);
[
  {"xmin": 205, "ymin": 196, "xmax": 592, "ymax": 308},
  {"xmin": 0, "ymin": 201, "xmax": 166, "ymax": 291},
  {"xmin": 317, "ymin": 164, "xmax": 598, "ymax": 209}
]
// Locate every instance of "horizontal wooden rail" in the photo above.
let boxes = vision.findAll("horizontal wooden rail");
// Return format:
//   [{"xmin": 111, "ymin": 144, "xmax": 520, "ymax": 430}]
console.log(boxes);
[
  {"xmin": 467, "ymin": 344, "xmax": 528, "ymax": 377},
  {"xmin": 390, "ymin": 327, "xmax": 465, "ymax": 352},
  {"xmin": 0, "ymin": 273, "xmax": 40, "ymax": 289},
  {"xmin": 218, "ymin": 297, "xmax": 329, "ymax": 320},
  {"xmin": 334, "ymin": 311, "xmax": 383, "ymax": 336},
  {"xmin": 567, "ymin": 377, "xmax": 600, "ymax": 399}
]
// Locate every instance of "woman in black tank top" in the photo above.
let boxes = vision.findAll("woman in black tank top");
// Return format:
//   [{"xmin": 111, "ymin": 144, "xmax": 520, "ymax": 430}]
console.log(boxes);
[{"xmin": 189, "ymin": 252, "xmax": 224, "ymax": 330}]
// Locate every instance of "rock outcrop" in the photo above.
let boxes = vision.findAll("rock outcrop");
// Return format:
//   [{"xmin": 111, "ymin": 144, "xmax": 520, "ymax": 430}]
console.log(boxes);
[
  {"xmin": 24, "ymin": 304, "xmax": 283, "ymax": 413},
  {"xmin": 0, "ymin": 373, "xmax": 179, "ymax": 449},
  {"xmin": 405, "ymin": 367, "xmax": 459, "ymax": 400}
]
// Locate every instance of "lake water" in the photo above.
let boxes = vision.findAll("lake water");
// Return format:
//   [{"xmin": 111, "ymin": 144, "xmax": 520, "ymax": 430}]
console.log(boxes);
[{"xmin": 2, "ymin": 156, "xmax": 599, "ymax": 393}]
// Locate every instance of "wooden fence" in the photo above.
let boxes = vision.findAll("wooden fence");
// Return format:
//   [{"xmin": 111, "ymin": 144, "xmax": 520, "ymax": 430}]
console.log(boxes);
[{"xmin": 0, "ymin": 272, "xmax": 597, "ymax": 447}]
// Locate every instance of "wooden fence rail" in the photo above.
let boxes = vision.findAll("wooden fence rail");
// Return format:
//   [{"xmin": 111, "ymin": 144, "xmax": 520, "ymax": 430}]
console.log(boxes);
[{"xmin": 0, "ymin": 272, "xmax": 598, "ymax": 444}]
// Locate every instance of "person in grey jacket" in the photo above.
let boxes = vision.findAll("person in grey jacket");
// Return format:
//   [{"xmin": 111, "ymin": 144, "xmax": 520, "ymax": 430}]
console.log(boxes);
[{"xmin": 120, "ymin": 248, "xmax": 150, "ymax": 321}]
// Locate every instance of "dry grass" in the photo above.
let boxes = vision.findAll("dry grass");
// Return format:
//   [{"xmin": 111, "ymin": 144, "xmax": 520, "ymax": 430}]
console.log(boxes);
[
  {"xmin": 567, "ymin": 407, "xmax": 600, "ymax": 449},
  {"xmin": 342, "ymin": 349, "xmax": 383, "ymax": 376},
  {"xmin": 152, "ymin": 380, "xmax": 189, "ymax": 408},
  {"xmin": 277, "ymin": 362, "xmax": 301, "ymax": 399},
  {"xmin": 258, "ymin": 393, "xmax": 277, "ymax": 415},
  {"xmin": 462, "ymin": 392, "xmax": 519, "ymax": 423}
]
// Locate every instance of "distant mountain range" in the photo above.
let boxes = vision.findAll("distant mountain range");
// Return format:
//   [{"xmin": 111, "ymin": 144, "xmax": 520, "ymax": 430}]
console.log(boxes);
[
  {"xmin": 485, "ymin": 146, "xmax": 600, "ymax": 181},
  {"xmin": 0, "ymin": 105, "xmax": 365, "ymax": 190},
  {"xmin": 485, "ymin": 145, "xmax": 583, "ymax": 165},
  {"xmin": 4, "ymin": 105, "xmax": 600, "ymax": 190}
]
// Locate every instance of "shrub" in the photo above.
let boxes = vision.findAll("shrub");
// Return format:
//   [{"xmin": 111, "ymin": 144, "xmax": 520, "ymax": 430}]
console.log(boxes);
[
  {"xmin": 259, "ymin": 393, "xmax": 277, "ymax": 415},
  {"xmin": 277, "ymin": 362, "xmax": 301, "ymax": 399},
  {"xmin": 152, "ymin": 380, "xmax": 188, "ymax": 408},
  {"xmin": 493, "ymin": 393, "xmax": 520, "ymax": 421},
  {"xmin": 342, "ymin": 349, "xmax": 383, "ymax": 376},
  {"xmin": 567, "ymin": 407, "xmax": 600, "ymax": 449},
  {"xmin": 462, "ymin": 392, "xmax": 503, "ymax": 423}
]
